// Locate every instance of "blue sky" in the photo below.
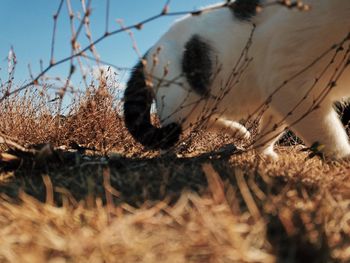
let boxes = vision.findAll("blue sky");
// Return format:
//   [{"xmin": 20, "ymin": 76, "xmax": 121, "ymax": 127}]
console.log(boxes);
[{"xmin": 0, "ymin": 0, "xmax": 219, "ymax": 88}]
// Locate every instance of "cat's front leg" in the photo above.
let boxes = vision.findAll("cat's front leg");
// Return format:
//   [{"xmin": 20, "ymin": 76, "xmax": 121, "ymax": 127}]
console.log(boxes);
[
  {"xmin": 252, "ymin": 111, "xmax": 286, "ymax": 160},
  {"xmin": 207, "ymin": 115, "xmax": 251, "ymax": 140}
]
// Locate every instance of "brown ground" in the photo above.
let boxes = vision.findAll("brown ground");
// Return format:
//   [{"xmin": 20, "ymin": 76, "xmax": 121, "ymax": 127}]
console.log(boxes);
[{"xmin": 0, "ymin": 85, "xmax": 349, "ymax": 263}]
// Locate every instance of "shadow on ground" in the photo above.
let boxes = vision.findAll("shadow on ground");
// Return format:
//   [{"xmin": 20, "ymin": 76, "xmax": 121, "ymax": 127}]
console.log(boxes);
[{"xmin": 0, "ymin": 144, "xmax": 337, "ymax": 263}]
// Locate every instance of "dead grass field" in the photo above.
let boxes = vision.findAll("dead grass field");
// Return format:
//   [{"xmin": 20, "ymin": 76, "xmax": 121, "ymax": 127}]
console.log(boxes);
[{"xmin": 0, "ymin": 84, "xmax": 349, "ymax": 263}]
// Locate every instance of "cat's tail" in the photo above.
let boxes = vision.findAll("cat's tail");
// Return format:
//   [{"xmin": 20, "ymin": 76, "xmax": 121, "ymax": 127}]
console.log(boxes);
[{"xmin": 123, "ymin": 61, "xmax": 182, "ymax": 150}]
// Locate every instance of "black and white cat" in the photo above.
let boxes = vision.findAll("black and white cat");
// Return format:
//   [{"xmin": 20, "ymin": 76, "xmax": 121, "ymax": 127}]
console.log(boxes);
[{"xmin": 124, "ymin": 0, "xmax": 350, "ymax": 160}]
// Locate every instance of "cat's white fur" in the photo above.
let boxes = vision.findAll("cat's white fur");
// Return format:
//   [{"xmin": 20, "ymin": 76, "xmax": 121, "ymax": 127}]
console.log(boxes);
[{"xmin": 140, "ymin": 0, "xmax": 350, "ymax": 159}]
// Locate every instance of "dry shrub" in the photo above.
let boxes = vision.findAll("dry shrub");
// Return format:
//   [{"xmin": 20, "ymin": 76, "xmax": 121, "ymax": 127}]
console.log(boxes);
[
  {"xmin": 0, "ymin": 89, "xmax": 55, "ymax": 145},
  {"xmin": 0, "ymin": 77, "xmax": 146, "ymax": 155},
  {"xmin": 56, "ymin": 82, "xmax": 135, "ymax": 154}
]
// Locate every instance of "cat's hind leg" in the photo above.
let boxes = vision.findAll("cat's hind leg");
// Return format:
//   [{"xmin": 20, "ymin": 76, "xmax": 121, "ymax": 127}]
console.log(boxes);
[{"xmin": 287, "ymin": 106, "xmax": 350, "ymax": 159}]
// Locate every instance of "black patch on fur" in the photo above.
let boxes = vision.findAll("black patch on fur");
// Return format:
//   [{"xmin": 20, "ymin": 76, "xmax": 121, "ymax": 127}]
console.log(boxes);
[
  {"xmin": 229, "ymin": 0, "xmax": 260, "ymax": 20},
  {"xmin": 182, "ymin": 34, "xmax": 213, "ymax": 96},
  {"xmin": 124, "ymin": 61, "xmax": 182, "ymax": 150}
]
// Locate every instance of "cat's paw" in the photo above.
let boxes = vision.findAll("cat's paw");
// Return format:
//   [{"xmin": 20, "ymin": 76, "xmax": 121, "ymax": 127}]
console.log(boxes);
[
  {"xmin": 232, "ymin": 124, "xmax": 251, "ymax": 140},
  {"xmin": 223, "ymin": 123, "xmax": 251, "ymax": 140},
  {"xmin": 260, "ymin": 148, "xmax": 279, "ymax": 162},
  {"xmin": 240, "ymin": 130, "xmax": 251, "ymax": 140}
]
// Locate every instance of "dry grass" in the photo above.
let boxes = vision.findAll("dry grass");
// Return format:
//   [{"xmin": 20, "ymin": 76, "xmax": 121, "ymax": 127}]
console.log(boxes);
[
  {"xmin": 0, "ymin": 190, "xmax": 274, "ymax": 263},
  {"xmin": 1, "ymin": 1, "xmax": 349, "ymax": 262},
  {"xmin": 0, "ymin": 81, "xmax": 349, "ymax": 263}
]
